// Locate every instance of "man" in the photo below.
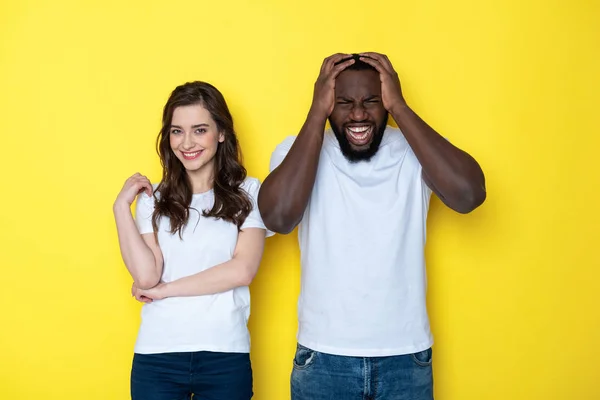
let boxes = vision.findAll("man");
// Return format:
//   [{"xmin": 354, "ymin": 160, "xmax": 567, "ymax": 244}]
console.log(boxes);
[{"xmin": 258, "ymin": 52, "xmax": 486, "ymax": 400}]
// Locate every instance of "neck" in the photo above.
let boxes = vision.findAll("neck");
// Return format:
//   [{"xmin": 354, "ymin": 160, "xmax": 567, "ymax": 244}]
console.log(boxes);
[{"xmin": 186, "ymin": 160, "xmax": 215, "ymax": 194}]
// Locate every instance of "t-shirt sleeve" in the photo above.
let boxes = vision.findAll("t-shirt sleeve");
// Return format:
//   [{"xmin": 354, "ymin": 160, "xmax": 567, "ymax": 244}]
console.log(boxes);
[
  {"xmin": 241, "ymin": 178, "xmax": 275, "ymax": 238},
  {"xmin": 135, "ymin": 191, "xmax": 156, "ymax": 235},
  {"xmin": 269, "ymin": 136, "xmax": 297, "ymax": 173},
  {"xmin": 420, "ymin": 165, "xmax": 434, "ymax": 199}
]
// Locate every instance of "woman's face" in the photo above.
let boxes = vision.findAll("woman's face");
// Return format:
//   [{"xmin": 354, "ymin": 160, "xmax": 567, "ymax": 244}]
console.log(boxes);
[{"xmin": 169, "ymin": 104, "xmax": 224, "ymax": 174}]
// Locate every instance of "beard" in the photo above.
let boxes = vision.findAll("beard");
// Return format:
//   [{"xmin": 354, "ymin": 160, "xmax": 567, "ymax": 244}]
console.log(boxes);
[{"xmin": 330, "ymin": 114, "xmax": 388, "ymax": 163}]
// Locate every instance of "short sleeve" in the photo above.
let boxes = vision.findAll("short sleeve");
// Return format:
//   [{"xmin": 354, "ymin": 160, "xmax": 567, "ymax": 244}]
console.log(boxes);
[
  {"xmin": 135, "ymin": 190, "xmax": 156, "ymax": 234},
  {"xmin": 419, "ymin": 164, "xmax": 434, "ymax": 200},
  {"xmin": 269, "ymin": 136, "xmax": 297, "ymax": 172},
  {"xmin": 241, "ymin": 177, "xmax": 275, "ymax": 238}
]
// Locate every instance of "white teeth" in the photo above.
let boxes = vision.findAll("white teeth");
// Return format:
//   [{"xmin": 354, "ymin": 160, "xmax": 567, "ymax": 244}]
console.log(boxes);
[
  {"xmin": 183, "ymin": 151, "xmax": 200, "ymax": 157},
  {"xmin": 348, "ymin": 126, "xmax": 369, "ymax": 133},
  {"xmin": 346, "ymin": 126, "xmax": 371, "ymax": 141}
]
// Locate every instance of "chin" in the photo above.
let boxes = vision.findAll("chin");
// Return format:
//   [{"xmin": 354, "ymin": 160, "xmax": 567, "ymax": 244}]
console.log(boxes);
[
  {"xmin": 348, "ymin": 142, "xmax": 373, "ymax": 152},
  {"xmin": 179, "ymin": 159, "xmax": 203, "ymax": 171}
]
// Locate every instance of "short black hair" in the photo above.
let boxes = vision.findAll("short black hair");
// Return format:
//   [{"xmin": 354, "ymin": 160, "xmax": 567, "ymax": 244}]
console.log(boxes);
[{"xmin": 334, "ymin": 53, "xmax": 377, "ymax": 72}]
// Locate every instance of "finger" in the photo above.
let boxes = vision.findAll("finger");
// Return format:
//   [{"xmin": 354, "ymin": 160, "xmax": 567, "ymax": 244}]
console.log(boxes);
[
  {"xmin": 125, "ymin": 173, "xmax": 144, "ymax": 189},
  {"xmin": 359, "ymin": 56, "xmax": 386, "ymax": 74},
  {"xmin": 133, "ymin": 177, "xmax": 153, "ymax": 197},
  {"xmin": 323, "ymin": 53, "xmax": 353, "ymax": 73},
  {"xmin": 359, "ymin": 52, "xmax": 387, "ymax": 66},
  {"xmin": 138, "ymin": 288, "xmax": 155, "ymax": 299},
  {"xmin": 360, "ymin": 52, "xmax": 394, "ymax": 74},
  {"xmin": 135, "ymin": 295, "xmax": 152, "ymax": 303},
  {"xmin": 329, "ymin": 58, "xmax": 356, "ymax": 80},
  {"xmin": 324, "ymin": 53, "xmax": 352, "ymax": 64},
  {"xmin": 379, "ymin": 54, "xmax": 395, "ymax": 74},
  {"xmin": 138, "ymin": 177, "xmax": 153, "ymax": 196},
  {"xmin": 125, "ymin": 174, "xmax": 138, "ymax": 185},
  {"xmin": 359, "ymin": 52, "xmax": 386, "ymax": 61},
  {"xmin": 321, "ymin": 54, "xmax": 344, "ymax": 73}
]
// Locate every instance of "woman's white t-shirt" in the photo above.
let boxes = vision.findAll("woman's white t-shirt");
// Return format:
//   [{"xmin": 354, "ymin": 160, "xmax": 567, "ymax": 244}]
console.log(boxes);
[{"xmin": 133, "ymin": 177, "xmax": 271, "ymax": 354}]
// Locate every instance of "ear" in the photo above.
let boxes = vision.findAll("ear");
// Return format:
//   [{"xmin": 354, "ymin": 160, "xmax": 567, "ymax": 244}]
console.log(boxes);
[{"xmin": 218, "ymin": 131, "xmax": 225, "ymax": 143}]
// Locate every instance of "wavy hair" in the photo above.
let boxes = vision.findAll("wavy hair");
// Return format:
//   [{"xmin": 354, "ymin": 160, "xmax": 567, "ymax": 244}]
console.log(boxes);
[{"xmin": 151, "ymin": 81, "xmax": 252, "ymax": 237}]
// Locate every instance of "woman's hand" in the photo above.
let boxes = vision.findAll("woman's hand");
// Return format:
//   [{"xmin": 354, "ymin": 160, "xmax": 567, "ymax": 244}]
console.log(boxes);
[{"xmin": 115, "ymin": 173, "xmax": 153, "ymax": 209}]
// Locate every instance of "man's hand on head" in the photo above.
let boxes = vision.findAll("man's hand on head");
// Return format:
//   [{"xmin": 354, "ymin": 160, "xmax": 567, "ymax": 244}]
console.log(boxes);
[
  {"xmin": 310, "ymin": 53, "xmax": 355, "ymax": 120},
  {"xmin": 358, "ymin": 52, "xmax": 407, "ymax": 114}
]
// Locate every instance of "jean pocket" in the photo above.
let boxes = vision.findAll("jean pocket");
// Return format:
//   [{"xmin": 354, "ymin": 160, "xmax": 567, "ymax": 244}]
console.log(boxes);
[
  {"xmin": 292, "ymin": 344, "xmax": 317, "ymax": 370},
  {"xmin": 410, "ymin": 347, "xmax": 433, "ymax": 367}
]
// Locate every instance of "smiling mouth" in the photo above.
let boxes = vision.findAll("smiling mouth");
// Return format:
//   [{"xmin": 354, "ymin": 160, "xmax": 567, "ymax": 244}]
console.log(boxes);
[
  {"xmin": 345, "ymin": 125, "xmax": 373, "ymax": 146},
  {"xmin": 181, "ymin": 150, "xmax": 203, "ymax": 160}
]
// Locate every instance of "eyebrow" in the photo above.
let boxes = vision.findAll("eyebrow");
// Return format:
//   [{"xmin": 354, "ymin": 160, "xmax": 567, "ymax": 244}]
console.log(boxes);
[
  {"xmin": 335, "ymin": 95, "xmax": 380, "ymax": 101},
  {"xmin": 170, "ymin": 123, "xmax": 210, "ymax": 129}
]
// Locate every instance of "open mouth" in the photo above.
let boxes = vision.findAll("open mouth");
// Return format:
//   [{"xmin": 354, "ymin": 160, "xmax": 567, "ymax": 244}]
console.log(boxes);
[
  {"xmin": 181, "ymin": 150, "xmax": 203, "ymax": 160},
  {"xmin": 345, "ymin": 125, "xmax": 373, "ymax": 147}
]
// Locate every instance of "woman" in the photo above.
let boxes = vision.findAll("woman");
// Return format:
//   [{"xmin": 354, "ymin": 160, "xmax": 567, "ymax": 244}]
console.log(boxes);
[{"xmin": 113, "ymin": 81, "xmax": 271, "ymax": 400}]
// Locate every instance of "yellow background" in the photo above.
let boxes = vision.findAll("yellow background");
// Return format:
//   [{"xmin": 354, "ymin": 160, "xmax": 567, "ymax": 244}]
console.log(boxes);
[{"xmin": 1, "ymin": 0, "xmax": 598, "ymax": 399}]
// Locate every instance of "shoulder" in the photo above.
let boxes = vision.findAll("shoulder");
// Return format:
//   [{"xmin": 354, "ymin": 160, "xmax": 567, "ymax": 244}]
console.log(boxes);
[
  {"xmin": 380, "ymin": 125, "xmax": 407, "ymax": 147},
  {"xmin": 241, "ymin": 176, "xmax": 260, "ymax": 188},
  {"xmin": 145, "ymin": 183, "xmax": 162, "ymax": 198},
  {"xmin": 138, "ymin": 183, "xmax": 160, "ymax": 202},
  {"xmin": 135, "ymin": 183, "xmax": 163, "ymax": 213},
  {"xmin": 240, "ymin": 176, "xmax": 261, "ymax": 195},
  {"xmin": 135, "ymin": 183, "xmax": 160, "ymax": 218}
]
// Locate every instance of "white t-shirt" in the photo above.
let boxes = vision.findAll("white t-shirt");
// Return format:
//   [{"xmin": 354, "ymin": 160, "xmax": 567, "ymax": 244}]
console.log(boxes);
[
  {"xmin": 270, "ymin": 126, "xmax": 434, "ymax": 357},
  {"xmin": 133, "ymin": 177, "xmax": 271, "ymax": 355}
]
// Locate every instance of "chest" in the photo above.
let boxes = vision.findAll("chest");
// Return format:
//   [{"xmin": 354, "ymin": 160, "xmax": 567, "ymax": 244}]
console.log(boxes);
[{"xmin": 154, "ymin": 198, "xmax": 239, "ymax": 277}]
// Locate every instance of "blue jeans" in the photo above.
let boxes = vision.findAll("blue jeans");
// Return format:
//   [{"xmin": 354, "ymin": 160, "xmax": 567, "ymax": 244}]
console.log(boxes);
[
  {"xmin": 131, "ymin": 351, "xmax": 253, "ymax": 400},
  {"xmin": 291, "ymin": 344, "xmax": 434, "ymax": 400}
]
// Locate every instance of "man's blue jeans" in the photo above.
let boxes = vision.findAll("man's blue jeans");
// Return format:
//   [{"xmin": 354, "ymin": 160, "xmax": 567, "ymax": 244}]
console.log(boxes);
[{"xmin": 291, "ymin": 343, "xmax": 434, "ymax": 400}]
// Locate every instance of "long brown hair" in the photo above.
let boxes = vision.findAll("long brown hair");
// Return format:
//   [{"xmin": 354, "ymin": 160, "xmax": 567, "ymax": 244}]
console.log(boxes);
[{"xmin": 151, "ymin": 81, "xmax": 252, "ymax": 237}]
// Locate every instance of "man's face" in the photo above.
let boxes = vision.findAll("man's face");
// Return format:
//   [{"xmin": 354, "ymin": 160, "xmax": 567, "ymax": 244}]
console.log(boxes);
[{"xmin": 329, "ymin": 69, "xmax": 388, "ymax": 162}]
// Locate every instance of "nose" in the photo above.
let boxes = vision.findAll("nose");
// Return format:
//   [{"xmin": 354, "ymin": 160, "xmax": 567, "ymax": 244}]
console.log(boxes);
[
  {"xmin": 182, "ymin": 132, "xmax": 194, "ymax": 150},
  {"xmin": 350, "ymin": 104, "xmax": 368, "ymax": 121}
]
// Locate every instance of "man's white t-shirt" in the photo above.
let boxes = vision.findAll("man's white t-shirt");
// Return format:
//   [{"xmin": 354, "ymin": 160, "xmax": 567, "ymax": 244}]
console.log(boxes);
[
  {"xmin": 133, "ymin": 177, "xmax": 271, "ymax": 355},
  {"xmin": 270, "ymin": 126, "xmax": 434, "ymax": 357}
]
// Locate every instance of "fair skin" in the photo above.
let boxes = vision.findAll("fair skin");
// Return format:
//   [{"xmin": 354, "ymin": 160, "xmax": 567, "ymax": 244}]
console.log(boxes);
[{"xmin": 114, "ymin": 103, "xmax": 266, "ymax": 301}]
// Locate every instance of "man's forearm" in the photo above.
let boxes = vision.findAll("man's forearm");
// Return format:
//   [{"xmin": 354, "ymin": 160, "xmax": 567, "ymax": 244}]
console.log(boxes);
[{"xmin": 391, "ymin": 104, "xmax": 486, "ymax": 213}]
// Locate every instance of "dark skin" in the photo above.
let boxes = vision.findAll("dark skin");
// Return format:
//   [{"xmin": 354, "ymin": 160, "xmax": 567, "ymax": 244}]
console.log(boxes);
[
  {"xmin": 258, "ymin": 52, "xmax": 486, "ymax": 234},
  {"xmin": 329, "ymin": 67, "xmax": 387, "ymax": 158}
]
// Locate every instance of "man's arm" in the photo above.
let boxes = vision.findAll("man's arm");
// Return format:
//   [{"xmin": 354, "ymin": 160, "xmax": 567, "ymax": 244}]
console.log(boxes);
[
  {"xmin": 258, "ymin": 54, "xmax": 355, "ymax": 233},
  {"xmin": 360, "ymin": 52, "xmax": 486, "ymax": 213}
]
